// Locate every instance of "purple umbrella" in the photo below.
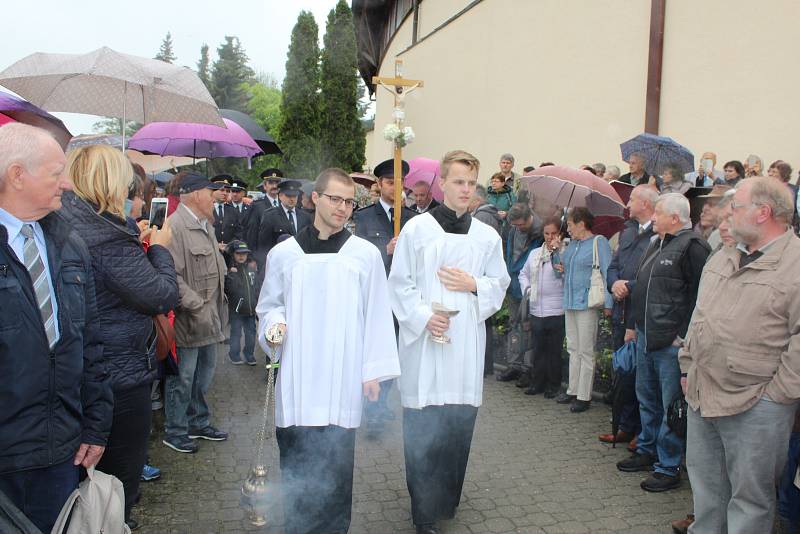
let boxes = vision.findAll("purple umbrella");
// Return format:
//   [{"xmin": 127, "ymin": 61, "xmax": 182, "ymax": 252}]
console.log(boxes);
[
  {"xmin": 127, "ymin": 118, "xmax": 262, "ymax": 159},
  {"xmin": 0, "ymin": 90, "xmax": 72, "ymax": 149}
]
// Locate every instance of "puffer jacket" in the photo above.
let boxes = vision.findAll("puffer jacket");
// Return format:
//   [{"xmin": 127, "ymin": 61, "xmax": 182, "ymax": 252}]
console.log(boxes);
[{"xmin": 59, "ymin": 192, "xmax": 178, "ymax": 391}]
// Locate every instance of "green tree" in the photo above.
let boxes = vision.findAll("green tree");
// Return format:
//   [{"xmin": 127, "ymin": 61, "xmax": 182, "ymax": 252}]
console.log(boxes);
[
  {"xmin": 279, "ymin": 11, "xmax": 321, "ymax": 178},
  {"xmin": 210, "ymin": 36, "xmax": 255, "ymax": 111},
  {"xmin": 92, "ymin": 117, "xmax": 141, "ymax": 138},
  {"xmin": 319, "ymin": 0, "xmax": 365, "ymax": 172},
  {"xmin": 155, "ymin": 32, "xmax": 177, "ymax": 63},
  {"xmin": 197, "ymin": 44, "xmax": 211, "ymax": 91}
]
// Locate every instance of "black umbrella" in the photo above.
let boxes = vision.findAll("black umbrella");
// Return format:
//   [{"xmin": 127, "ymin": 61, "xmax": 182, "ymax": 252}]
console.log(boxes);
[{"xmin": 220, "ymin": 109, "xmax": 282, "ymax": 156}]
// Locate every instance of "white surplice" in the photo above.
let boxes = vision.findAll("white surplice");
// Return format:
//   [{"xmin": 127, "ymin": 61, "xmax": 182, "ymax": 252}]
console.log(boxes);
[
  {"xmin": 256, "ymin": 235, "xmax": 401, "ymax": 429},
  {"xmin": 387, "ymin": 213, "xmax": 510, "ymax": 409}
]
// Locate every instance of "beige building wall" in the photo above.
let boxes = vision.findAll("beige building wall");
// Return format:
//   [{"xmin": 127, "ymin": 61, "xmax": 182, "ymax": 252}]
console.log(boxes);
[{"xmin": 367, "ymin": 0, "xmax": 800, "ymax": 181}]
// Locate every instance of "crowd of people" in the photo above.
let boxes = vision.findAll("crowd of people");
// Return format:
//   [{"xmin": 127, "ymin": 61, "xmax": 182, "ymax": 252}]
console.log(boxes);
[{"xmin": 0, "ymin": 120, "xmax": 798, "ymax": 534}]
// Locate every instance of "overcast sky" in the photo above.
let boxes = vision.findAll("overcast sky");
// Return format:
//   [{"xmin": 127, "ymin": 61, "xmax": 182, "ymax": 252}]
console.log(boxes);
[{"xmin": 2, "ymin": 0, "xmax": 338, "ymax": 134}]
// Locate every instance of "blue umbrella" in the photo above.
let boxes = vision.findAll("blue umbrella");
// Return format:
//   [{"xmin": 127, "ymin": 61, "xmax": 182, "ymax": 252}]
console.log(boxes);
[
  {"xmin": 152, "ymin": 171, "xmax": 174, "ymax": 185},
  {"xmin": 620, "ymin": 133, "xmax": 694, "ymax": 176}
]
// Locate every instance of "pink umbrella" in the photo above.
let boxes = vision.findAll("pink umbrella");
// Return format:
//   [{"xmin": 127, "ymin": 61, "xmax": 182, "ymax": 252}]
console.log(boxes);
[
  {"xmin": 404, "ymin": 157, "xmax": 443, "ymax": 202},
  {"xmin": 127, "ymin": 118, "xmax": 262, "ymax": 159},
  {"xmin": 0, "ymin": 112, "xmax": 16, "ymax": 126}
]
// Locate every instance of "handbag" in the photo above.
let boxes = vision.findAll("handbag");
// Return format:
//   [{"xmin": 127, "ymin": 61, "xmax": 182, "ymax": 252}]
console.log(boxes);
[
  {"xmin": 51, "ymin": 466, "xmax": 130, "ymax": 534},
  {"xmin": 667, "ymin": 394, "xmax": 689, "ymax": 440},
  {"xmin": 587, "ymin": 236, "xmax": 606, "ymax": 309},
  {"xmin": 152, "ymin": 313, "xmax": 175, "ymax": 362}
]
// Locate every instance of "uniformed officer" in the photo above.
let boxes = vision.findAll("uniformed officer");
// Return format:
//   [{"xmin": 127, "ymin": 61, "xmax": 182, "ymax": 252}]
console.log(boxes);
[
  {"xmin": 210, "ymin": 174, "xmax": 239, "ymax": 246},
  {"xmin": 353, "ymin": 158, "xmax": 416, "ymax": 438},
  {"xmin": 247, "ymin": 168, "xmax": 284, "ymax": 255},
  {"xmin": 353, "ymin": 158, "xmax": 417, "ymax": 276},
  {"xmin": 227, "ymin": 179, "xmax": 250, "ymax": 241},
  {"xmin": 256, "ymin": 179, "xmax": 312, "ymax": 277}
]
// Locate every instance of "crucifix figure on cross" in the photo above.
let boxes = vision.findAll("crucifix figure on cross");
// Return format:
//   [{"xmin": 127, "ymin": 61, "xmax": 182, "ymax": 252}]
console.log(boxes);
[{"xmin": 373, "ymin": 59, "xmax": 424, "ymax": 236}]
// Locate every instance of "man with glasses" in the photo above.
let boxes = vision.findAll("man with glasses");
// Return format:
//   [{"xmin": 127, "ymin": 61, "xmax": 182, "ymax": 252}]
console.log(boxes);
[
  {"xmin": 681, "ymin": 178, "xmax": 800, "ymax": 532},
  {"xmin": 256, "ymin": 168, "xmax": 400, "ymax": 534}
]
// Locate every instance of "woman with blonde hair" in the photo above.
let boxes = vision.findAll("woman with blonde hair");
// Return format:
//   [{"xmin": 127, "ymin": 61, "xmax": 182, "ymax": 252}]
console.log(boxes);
[{"xmin": 60, "ymin": 144, "xmax": 179, "ymax": 531}]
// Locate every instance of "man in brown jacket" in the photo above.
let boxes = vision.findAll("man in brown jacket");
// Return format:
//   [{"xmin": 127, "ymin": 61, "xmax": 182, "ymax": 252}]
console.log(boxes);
[
  {"xmin": 163, "ymin": 173, "xmax": 229, "ymax": 454},
  {"xmin": 680, "ymin": 177, "xmax": 800, "ymax": 533}
]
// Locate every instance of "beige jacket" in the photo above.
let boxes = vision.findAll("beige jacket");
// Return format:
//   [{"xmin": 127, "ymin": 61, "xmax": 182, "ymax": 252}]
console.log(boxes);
[
  {"xmin": 167, "ymin": 204, "xmax": 228, "ymax": 348},
  {"xmin": 679, "ymin": 230, "xmax": 800, "ymax": 417}
]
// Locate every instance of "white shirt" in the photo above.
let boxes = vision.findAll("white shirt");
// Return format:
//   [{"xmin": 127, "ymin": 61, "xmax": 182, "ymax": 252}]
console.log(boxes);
[
  {"xmin": 256, "ymin": 235, "xmax": 401, "ymax": 428},
  {"xmin": 0, "ymin": 207, "xmax": 60, "ymax": 342},
  {"xmin": 379, "ymin": 198, "xmax": 394, "ymax": 222},
  {"xmin": 181, "ymin": 203, "xmax": 208, "ymax": 233},
  {"xmin": 387, "ymin": 213, "xmax": 510, "ymax": 408},
  {"xmin": 266, "ymin": 194, "xmax": 280, "ymax": 208}
]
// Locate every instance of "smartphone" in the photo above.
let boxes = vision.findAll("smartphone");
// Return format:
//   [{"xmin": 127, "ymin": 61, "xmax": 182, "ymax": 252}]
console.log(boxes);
[
  {"xmin": 701, "ymin": 158, "xmax": 714, "ymax": 172},
  {"xmin": 149, "ymin": 198, "xmax": 168, "ymax": 229}
]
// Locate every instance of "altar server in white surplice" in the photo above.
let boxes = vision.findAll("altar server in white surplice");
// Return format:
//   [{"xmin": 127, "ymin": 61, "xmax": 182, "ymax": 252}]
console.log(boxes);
[
  {"xmin": 388, "ymin": 150, "xmax": 510, "ymax": 534},
  {"xmin": 256, "ymin": 168, "xmax": 400, "ymax": 534}
]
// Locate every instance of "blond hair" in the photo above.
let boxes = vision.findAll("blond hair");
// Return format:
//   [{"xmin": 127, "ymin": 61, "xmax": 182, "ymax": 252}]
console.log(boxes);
[
  {"xmin": 67, "ymin": 145, "xmax": 134, "ymax": 218},
  {"xmin": 440, "ymin": 150, "xmax": 480, "ymax": 180}
]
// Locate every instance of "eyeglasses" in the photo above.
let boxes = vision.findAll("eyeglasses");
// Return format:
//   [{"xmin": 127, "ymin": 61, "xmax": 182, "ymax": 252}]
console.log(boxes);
[
  {"xmin": 321, "ymin": 194, "xmax": 357, "ymax": 209},
  {"xmin": 730, "ymin": 201, "xmax": 762, "ymax": 210}
]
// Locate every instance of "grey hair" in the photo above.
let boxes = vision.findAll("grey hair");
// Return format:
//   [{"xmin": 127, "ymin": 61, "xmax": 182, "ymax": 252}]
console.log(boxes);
[
  {"xmin": 635, "ymin": 184, "xmax": 659, "ymax": 206},
  {"xmin": 592, "ymin": 162, "xmax": 606, "ymax": 175},
  {"xmin": 606, "ymin": 165, "xmax": 621, "ymax": 179},
  {"xmin": 508, "ymin": 202, "xmax": 532, "ymax": 221},
  {"xmin": 747, "ymin": 177, "xmax": 795, "ymax": 225},
  {"xmin": 0, "ymin": 123, "xmax": 58, "ymax": 180},
  {"xmin": 629, "ymin": 152, "xmax": 646, "ymax": 163},
  {"xmin": 474, "ymin": 184, "xmax": 488, "ymax": 202},
  {"xmin": 500, "ymin": 153, "xmax": 515, "ymax": 165},
  {"xmin": 656, "ymin": 193, "xmax": 691, "ymax": 224},
  {"xmin": 413, "ymin": 180, "xmax": 431, "ymax": 190}
]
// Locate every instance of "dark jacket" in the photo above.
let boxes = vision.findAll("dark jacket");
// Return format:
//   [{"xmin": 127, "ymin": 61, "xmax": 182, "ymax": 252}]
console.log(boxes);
[
  {"xmin": 505, "ymin": 224, "xmax": 543, "ymax": 300},
  {"xmin": 353, "ymin": 201, "xmax": 417, "ymax": 275},
  {"xmin": 0, "ymin": 211, "xmax": 112, "ymax": 474},
  {"xmin": 473, "ymin": 203, "xmax": 503, "ymax": 235},
  {"xmin": 256, "ymin": 205, "xmax": 312, "ymax": 268},
  {"xmin": 212, "ymin": 202, "xmax": 240, "ymax": 244},
  {"xmin": 606, "ymin": 220, "xmax": 655, "ymax": 323},
  {"xmin": 244, "ymin": 196, "xmax": 278, "ymax": 262},
  {"xmin": 628, "ymin": 229, "xmax": 710, "ymax": 351},
  {"xmin": 225, "ymin": 261, "xmax": 257, "ymax": 316},
  {"xmin": 412, "ymin": 198, "xmax": 440, "ymax": 213},
  {"xmin": 618, "ymin": 171, "xmax": 651, "ymax": 186},
  {"xmin": 59, "ymin": 192, "xmax": 179, "ymax": 391}
]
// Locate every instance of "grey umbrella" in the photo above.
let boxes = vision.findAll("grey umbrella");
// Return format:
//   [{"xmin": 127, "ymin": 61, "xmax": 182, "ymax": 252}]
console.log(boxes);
[{"xmin": 0, "ymin": 47, "xmax": 224, "ymax": 146}]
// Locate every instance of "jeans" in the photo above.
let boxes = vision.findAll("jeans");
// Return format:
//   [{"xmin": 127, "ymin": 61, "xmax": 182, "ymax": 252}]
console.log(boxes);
[
  {"xmin": 565, "ymin": 309, "xmax": 598, "ymax": 401},
  {"xmin": 612, "ymin": 321, "xmax": 640, "ymax": 435},
  {"xmin": 229, "ymin": 313, "xmax": 255, "ymax": 360},
  {"xmin": 634, "ymin": 329, "xmax": 682, "ymax": 476},
  {"xmin": 165, "ymin": 343, "xmax": 218, "ymax": 437},
  {"xmin": 687, "ymin": 398, "xmax": 797, "ymax": 534},
  {"xmin": 0, "ymin": 458, "xmax": 78, "ymax": 533},
  {"xmin": 530, "ymin": 315, "xmax": 564, "ymax": 392},
  {"xmin": 97, "ymin": 382, "xmax": 152, "ymax": 522}
]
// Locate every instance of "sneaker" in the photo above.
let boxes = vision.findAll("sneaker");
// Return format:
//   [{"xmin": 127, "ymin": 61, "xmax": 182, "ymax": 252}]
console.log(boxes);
[
  {"xmin": 496, "ymin": 368, "xmax": 521, "ymax": 382},
  {"xmin": 188, "ymin": 426, "xmax": 228, "ymax": 441},
  {"xmin": 228, "ymin": 353, "xmax": 244, "ymax": 365},
  {"xmin": 162, "ymin": 435, "xmax": 198, "ymax": 454},
  {"xmin": 616, "ymin": 451, "xmax": 655, "ymax": 472},
  {"xmin": 141, "ymin": 464, "xmax": 161, "ymax": 481},
  {"xmin": 555, "ymin": 392, "xmax": 576, "ymax": 404},
  {"xmin": 570, "ymin": 399, "xmax": 591, "ymax": 413},
  {"xmin": 641, "ymin": 472, "xmax": 681, "ymax": 492},
  {"xmin": 244, "ymin": 354, "xmax": 257, "ymax": 366}
]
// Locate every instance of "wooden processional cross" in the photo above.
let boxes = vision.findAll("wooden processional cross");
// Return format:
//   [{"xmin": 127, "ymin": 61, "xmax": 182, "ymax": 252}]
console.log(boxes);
[{"xmin": 373, "ymin": 60, "xmax": 424, "ymax": 236}]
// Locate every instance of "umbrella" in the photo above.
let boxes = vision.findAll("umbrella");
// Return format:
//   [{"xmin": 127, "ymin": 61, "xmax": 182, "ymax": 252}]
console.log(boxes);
[
  {"xmin": 152, "ymin": 171, "xmax": 174, "ymax": 186},
  {"xmin": 0, "ymin": 112, "xmax": 15, "ymax": 126},
  {"xmin": 620, "ymin": 133, "xmax": 694, "ymax": 176},
  {"xmin": 0, "ymin": 90, "xmax": 72, "ymax": 149},
  {"xmin": 220, "ymin": 109, "xmax": 282, "ymax": 155},
  {"xmin": 404, "ymin": 157, "xmax": 443, "ymax": 202},
  {"xmin": 350, "ymin": 172, "xmax": 376, "ymax": 188},
  {"xmin": 126, "ymin": 149, "xmax": 203, "ymax": 174},
  {"xmin": 67, "ymin": 133, "xmax": 123, "ymax": 151},
  {"xmin": 0, "ymin": 46, "xmax": 224, "ymax": 147},
  {"xmin": 521, "ymin": 166, "xmax": 626, "ymax": 218},
  {"xmin": 127, "ymin": 119, "xmax": 262, "ymax": 159}
]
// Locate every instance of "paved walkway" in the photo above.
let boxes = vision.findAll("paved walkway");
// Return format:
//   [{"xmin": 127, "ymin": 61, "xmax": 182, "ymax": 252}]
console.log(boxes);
[{"xmin": 137, "ymin": 345, "xmax": 692, "ymax": 533}]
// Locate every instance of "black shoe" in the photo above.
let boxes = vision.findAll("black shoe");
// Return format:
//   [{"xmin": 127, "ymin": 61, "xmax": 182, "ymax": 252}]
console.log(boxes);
[
  {"xmin": 641, "ymin": 472, "xmax": 681, "ymax": 492},
  {"xmin": 126, "ymin": 518, "xmax": 140, "ymax": 531},
  {"xmin": 524, "ymin": 385, "xmax": 545, "ymax": 396},
  {"xmin": 617, "ymin": 452, "xmax": 656, "ymax": 472},
  {"xmin": 228, "ymin": 353, "xmax": 244, "ymax": 365},
  {"xmin": 244, "ymin": 354, "xmax": 257, "ymax": 366},
  {"xmin": 496, "ymin": 368, "xmax": 521, "ymax": 382},
  {"xmin": 543, "ymin": 389, "xmax": 558, "ymax": 399},
  {"xmin": 162, "ymin": 435, "xmax": 198, "ymax": 454},
  {"xmin": 570, "ymin": 399, "xmax": 590, "ymax": 413},
  {"xmin": 188, "ymin": 426, "xmax": 228, "ymax": 441},
  {"xmin": 555, "ymin": 392, "xmax": 576, "ymax": 404},
  {"xmin": 515, "ymin": 373, "xmax": 531, "ymax": 388},
  {"xmin": 416, "ymin": 524, "xmax": 441, "ymax": 534}
]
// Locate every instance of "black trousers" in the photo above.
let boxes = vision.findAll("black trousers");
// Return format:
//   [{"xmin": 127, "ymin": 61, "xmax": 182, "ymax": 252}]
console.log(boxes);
[
  {"xmin": 530, "ymin": 315, "xmax": 565, "ymax": 392},
  {"xmin": 276, "ymin": 425, "xmax": 356, "ymax": 534},
  {"xmin": 484, "ymin": 319, "xmax": 495, "ymax": 374},
  {"xmin": 403, "ymin": 405, "xmax": 479, "ymax": 526},
  {"xmin": 96, "ymin": 382, "xmax": 152, "ymax": 521}
]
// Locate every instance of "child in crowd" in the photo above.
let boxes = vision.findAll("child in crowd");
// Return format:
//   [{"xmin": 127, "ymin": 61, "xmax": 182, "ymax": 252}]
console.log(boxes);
[{"xmin": 225, "ymin": 241, "xmax": 258, "ymax": 365}]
